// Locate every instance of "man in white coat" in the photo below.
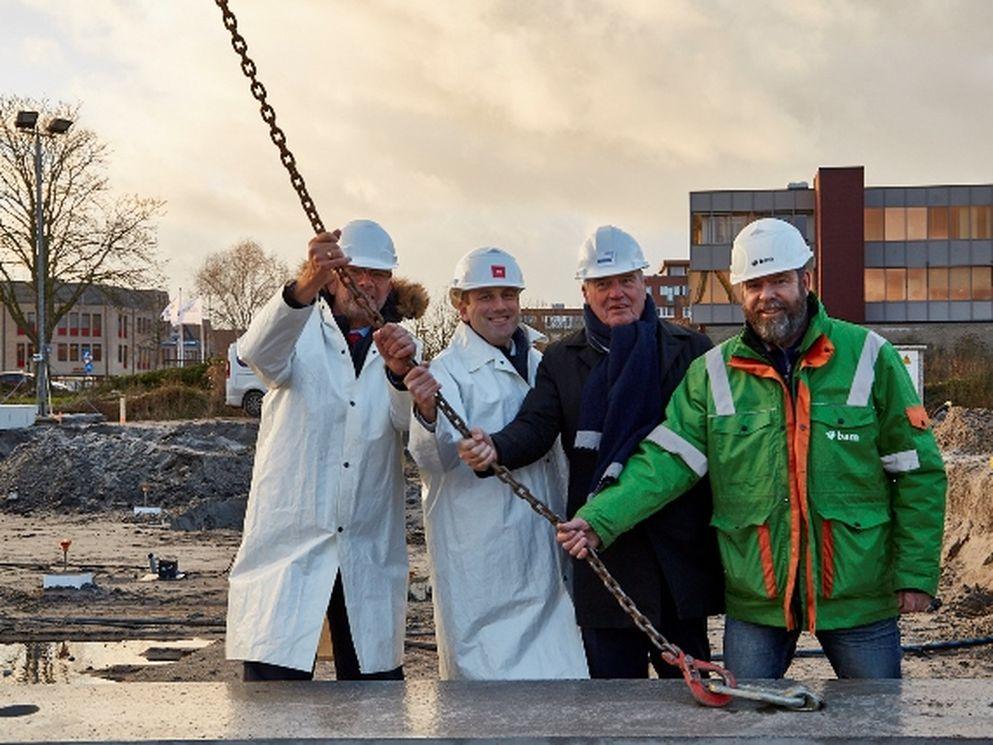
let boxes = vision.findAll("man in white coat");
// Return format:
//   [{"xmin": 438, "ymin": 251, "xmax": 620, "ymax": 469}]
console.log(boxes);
[
  {"xmin": 226, "ymin": 220, "xmax": 427, "ymax": 681},
  {"xmin": 400, "ymin": 247, "xmax": 588, "ymax": 680}
]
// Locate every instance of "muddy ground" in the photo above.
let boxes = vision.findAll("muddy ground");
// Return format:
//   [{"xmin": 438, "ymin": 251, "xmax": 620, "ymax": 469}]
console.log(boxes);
[{"xmin": 1, "ymin": 409, "xmax": 992, "ymax": 683}]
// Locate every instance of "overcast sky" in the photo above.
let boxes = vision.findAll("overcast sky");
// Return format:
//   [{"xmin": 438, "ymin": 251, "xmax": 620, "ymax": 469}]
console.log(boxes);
[{"xmin": 4, "ymin": 0, "xmax": 993, "ymax": 307}]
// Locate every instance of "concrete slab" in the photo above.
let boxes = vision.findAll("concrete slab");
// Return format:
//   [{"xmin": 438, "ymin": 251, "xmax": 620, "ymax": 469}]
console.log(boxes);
[{"xmin": 2, "ymin": 679, "xmax": 993, "ymax": 743}]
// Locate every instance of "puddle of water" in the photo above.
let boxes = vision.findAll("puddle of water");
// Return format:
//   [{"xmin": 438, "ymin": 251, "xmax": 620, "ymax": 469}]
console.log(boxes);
[{"xmin": 0, "ymin": 638, "xmax": 213, "ymax": 684}]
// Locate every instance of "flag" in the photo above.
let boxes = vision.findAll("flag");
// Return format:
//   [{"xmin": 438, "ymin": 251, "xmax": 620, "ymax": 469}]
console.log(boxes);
[
  {"xmin": 160, "ymin": 298, "xmax": 180, "ymax": 326},
  {"xmin": 161, "ymin": 296, "xmax": 204, "ymax": 326},
  {"xmin": 177, "ymin": 297, "xmax": 204, "ymax": 325}
]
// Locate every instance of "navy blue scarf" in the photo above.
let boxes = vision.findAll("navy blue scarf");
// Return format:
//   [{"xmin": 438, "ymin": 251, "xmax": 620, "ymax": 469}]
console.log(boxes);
[{"xmin": 576, "ymin": 294, "xmax": 662, "ymax": 496}]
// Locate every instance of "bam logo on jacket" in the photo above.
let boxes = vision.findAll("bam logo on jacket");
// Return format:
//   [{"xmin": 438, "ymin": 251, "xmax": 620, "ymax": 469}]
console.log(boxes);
[{"xmin": 825, "ymin": 430, "xmax": 860, "ymax": 442}]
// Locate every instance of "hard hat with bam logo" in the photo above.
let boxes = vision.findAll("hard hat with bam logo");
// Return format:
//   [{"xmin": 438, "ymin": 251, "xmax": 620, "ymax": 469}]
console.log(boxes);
[{"xmin": 730, "ymin": 218, "xmax": 813, "ymax": 285}]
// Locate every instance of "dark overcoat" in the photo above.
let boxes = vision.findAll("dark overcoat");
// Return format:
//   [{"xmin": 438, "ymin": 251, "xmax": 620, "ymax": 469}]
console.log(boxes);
[{"xmin": 491, "ymin": 321, "xmax": 725, "ymax": 629}]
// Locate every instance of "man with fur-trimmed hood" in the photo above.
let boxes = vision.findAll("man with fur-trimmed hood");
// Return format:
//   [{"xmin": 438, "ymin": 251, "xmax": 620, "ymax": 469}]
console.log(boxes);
[{"xmin": 226, "ymin": 220, "xmax": 428, "ymax": 681}]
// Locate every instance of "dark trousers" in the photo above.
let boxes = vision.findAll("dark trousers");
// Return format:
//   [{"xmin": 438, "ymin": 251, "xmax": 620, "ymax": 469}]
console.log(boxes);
[
  {"xmin": 581, "ymin": 586, "xmax": 710, "ymax": 679},
  {"xmin": 243, "ymin": 572, "xmax": 404, "ymax": 681}
]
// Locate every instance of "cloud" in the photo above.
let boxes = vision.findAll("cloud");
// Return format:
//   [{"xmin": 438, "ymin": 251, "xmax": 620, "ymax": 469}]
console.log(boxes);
[{"xmin": 3, "ymin": 0, "xmax": 993, "ymax": 303}]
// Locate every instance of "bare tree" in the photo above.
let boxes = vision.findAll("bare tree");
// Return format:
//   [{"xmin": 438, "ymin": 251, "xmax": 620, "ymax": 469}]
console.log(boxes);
[
  {"xmin": 409, "ymin": 290, "xmax": 462, "ymax": 361},
  {"xmin": 195, "ymin": 239, "xmax": 290, "ymax": 331},
  {"xmin": 0, "ymin": 97, "xmax": 164, "ymax": 349}
]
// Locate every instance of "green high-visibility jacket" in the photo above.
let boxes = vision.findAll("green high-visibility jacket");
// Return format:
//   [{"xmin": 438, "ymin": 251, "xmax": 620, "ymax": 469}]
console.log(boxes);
[{"xmin": 579, "ymin": 297, "xmax": 946, "ymax": 631}]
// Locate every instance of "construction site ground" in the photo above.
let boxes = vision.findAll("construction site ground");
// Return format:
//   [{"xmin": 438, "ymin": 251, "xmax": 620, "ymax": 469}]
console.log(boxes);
[{"xmin": 1, "ymin": 408, "xmax": 991, "ymax": 684}]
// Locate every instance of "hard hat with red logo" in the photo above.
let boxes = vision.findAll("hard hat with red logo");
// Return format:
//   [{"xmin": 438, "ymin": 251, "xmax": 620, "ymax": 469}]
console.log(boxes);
[
  {"xmin": 575, "ymin": 225, "xmax": 650, "ymax": 280},
  {"xmin": 450, "ymin": 247, "xmax": 525, "ymax": 293},
  {"xmin": 730, "ymin": 218, "xmax": 813, "ymax": 285}
]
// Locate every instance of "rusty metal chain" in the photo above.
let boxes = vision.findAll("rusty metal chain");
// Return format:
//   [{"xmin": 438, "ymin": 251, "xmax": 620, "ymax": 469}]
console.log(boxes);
[
  {"xmin": 215, "ymin": 0, "xmax": 821, "ymax": 712},
  {"xmin": 214, "ymin": 0, "xmax": 384, "ymax": 328},
  {"xmin": 435, "ymin": 394, "xmax": 820, "ymax": 711}
]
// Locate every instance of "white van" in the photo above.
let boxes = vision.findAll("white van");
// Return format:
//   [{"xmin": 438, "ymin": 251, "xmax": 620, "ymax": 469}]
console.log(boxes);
[{"xmin": 226, "ymin": 342, "xmax": 266, "ymax": 417}]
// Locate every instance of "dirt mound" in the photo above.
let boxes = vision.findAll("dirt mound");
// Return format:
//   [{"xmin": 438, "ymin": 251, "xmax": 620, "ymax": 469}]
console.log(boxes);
[
  {"xmin": 934, "ymin": 407, "xmax": 993, "ymax": 455},
  {"xmin": 934, "ymin": 407, "xmax": 993, "ymax": 598},
  {"xmin": 0, "ymin": 420, "xmax": 258, "ymax": 515}
]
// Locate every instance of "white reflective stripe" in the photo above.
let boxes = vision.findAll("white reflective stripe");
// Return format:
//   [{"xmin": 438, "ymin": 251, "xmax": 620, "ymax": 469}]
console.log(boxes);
[
  {"xmin": 603, "ymin": 462, "xmax": 624, "ymax": 480},
  {"xmin": 646, "ymin": 423, "xmax": 708, "ymax": 477},
  {"xmin": 705, "ymin": 346, "xmax": 735, "ymax": 415},
  {"xmin": 574, "ymin": 430, "xmax": 602, "ymax": 450},
  {"xmin": 847, "ymin": 331, "xmax": 886, "ymax": 406},
  {"xmin": 881, "ymin": 449, "xmax": 920, "ymax": 473}
]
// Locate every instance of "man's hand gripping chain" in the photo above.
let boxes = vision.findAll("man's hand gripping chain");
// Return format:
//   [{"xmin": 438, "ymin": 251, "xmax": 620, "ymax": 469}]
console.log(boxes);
[{"xmin": 215, "ymin": 0, "xmax": 822, "ymax": 712}]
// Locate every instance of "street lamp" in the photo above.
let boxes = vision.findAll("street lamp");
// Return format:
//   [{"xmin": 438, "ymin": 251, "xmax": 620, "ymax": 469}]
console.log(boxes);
[{"xmin": 15, "ymin": 110, "xmax": 74, "ymax": 419}]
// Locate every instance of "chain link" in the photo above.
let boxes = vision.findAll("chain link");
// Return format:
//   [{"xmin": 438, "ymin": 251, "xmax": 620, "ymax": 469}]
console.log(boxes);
[
  {"xmin": 215, "ymin": 0, "xmax": 384, "ymax": 328},
  {"xmin": 215, "ymin": 0, "xmax": 821, "ymax": 712}
]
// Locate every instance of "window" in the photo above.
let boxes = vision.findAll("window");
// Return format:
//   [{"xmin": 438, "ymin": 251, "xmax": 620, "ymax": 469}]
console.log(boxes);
[
  {"xmin": 928, "ymin": 267, "xmax": 949, "ymax": 300},
  {"xmin": 93, "ymin": 344, "xmax": 102, "ymax": 362},
  {"xmin": 57, "ymin": 343, "xmax": 68, "ymax": 362},
  {"xmin": 81, "ymin": 313, "xmax": 90, "ymax": 337},
  {"xmin": 658, "ymin": 306, "xmax": 675, "ymax": 319},
  {"xmin": 950, "ymin": 206, "xmax": 970, "ymax": 239},
  {"xmin": 907, "ymin": 268, "xmax": 927, "ymax": 301},
  {"xmin": 973, "ymin": 267, "xmax": 992, "ymax": 301},
  {"xmin": 906, "ymin": 208, "xmax": 927, "ymax": 240},
  {"xmin": 691, "ymin": 215, "xmax": 703, "ymax": 245},
  {"xmin": 928, "ymin": 207, "xmax": 949, "ymax": 239},
  {"xmin": 92, "ymin": 313, "xmax": 102, "ymax": 337},
  {"xmin": 690, "ymin": 271, "xmax": 734, "ymax": 304},
  {"xmin": 884, "ymin": 208, "xmax": 906, "ymax": 241},
  {"xmin": 69, "ymin": 312, "xmax": 79, "ymax": 337},
  {"xmin": 118, "ymin": 316, "xmax": 128, "ymax": 339},
  {"xmin": 971, "ymin": 206, "xmax": 992, "ymax": 240},
  {"xmin": 118, "ymin": 345, "xmax": 129, "ymax": 366},
  {"xmin": 864, "ymin": 269, "xmax": 885, "ymax": 302},
  {"xmin": 885, "ymin": 268, "xmax": 906, "ymax": 301},
  {"xmin": 715, "ymin": 215, "xmax": 733, "ymax": 244},
  {"xmin": 949, "ymin": 266, "xmax": 971, "ymax": 300},
  {"xmin": 69, "ymin": 344, "xmax": 79, "ymax": 362},
  {"xmin": 57, "ymin": 315, "xmax": 67, "ymax": 336},
  {"xmin": 16, "ymin": 344, "xmax": 25, "ymax": 368},
  {"xmin": 864, "ymin": 209, "xmax": 884, "ymax": 241}
]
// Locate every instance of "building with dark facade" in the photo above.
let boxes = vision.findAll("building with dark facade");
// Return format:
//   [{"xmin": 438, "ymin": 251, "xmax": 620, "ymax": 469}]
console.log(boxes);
[{"xmin": 688, "ymin": 167, "xmax": 993, "ymax": 337}]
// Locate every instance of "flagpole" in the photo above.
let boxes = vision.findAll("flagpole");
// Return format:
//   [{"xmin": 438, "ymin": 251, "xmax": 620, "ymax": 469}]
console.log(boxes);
[{"xmin": 178, "ymin": 287, "xmax": 184, "ymax": 368}]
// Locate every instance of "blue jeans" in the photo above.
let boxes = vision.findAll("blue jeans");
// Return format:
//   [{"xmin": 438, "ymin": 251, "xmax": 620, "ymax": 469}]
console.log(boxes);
[{"xmin": 723, "ymin": 616, "xmax": 902, "ymax": 679}]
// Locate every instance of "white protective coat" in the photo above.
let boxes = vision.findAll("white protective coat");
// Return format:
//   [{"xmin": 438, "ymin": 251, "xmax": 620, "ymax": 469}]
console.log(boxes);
[
  {"xmin": 226, "ymin": 289, "xmax": 411, "ymax": 673},
  {"xmin": 408, "ymin": 323, "xmax": 588, "ymax": 680}
]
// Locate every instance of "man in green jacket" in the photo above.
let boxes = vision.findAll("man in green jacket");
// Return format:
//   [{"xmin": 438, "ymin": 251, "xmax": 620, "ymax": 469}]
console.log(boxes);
[{"xmin": 558, "ymin": 218, "xmax": 946, "ymax": 679}]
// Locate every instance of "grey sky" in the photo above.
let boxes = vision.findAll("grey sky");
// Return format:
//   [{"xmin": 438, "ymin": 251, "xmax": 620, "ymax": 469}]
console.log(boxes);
[{"xmin": 4, "ymin": 0, "xmax": 992, "ymax": 306}]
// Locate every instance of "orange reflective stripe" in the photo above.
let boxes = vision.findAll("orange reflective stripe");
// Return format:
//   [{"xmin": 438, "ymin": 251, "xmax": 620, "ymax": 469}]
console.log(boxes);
[
  {"xmin": 756, "ymin": 524, "xmax": 777, "ymax": 598},
  {"xmin": 795, "ymin": 378, "xmax": 817, "ymax": 632},
  {"xmin": 906, "ymin": 404, "xmax": 930, "ymax": 430},
  {"xmin": 729, "ymin": 356, "xmax": 801, "ymax": 630},
  {"xmin": 821, "ymin": 519, "xmax": 835, "ymax": 598},
  {"xmin": 728, "ymin": 356, "xmax": 777, "ymax": 379}
]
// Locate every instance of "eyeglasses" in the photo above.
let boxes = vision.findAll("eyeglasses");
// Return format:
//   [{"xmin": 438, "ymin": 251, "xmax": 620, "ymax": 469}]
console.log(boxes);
[{"xmin": 344, "ymin": 266, "xmax": 392, "ymax": 282}]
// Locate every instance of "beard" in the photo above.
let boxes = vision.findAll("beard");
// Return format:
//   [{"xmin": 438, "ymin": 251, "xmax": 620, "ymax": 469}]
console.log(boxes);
[{"xmin": 745, "ymin": 291, "xmax": 809, "ymax": 348}]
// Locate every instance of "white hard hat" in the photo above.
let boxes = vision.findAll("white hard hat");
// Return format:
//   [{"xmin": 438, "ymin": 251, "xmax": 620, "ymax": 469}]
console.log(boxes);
[
  {"xmin": 730, "ymin": 218, "xmax": 813, "ymax": 285},
  {"xmin": 575, "ymin": 225, "xmax": 650, "ymax": 280},
  {"xmin": 450, "ymin": 247, "xmax": 525, "ymax": 296},
  {"xmin": 339, "ymin": 219, "xmax": 398, "ymax": 270}
]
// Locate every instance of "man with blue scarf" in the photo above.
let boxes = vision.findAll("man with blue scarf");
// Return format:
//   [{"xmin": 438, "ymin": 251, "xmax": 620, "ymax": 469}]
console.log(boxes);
[{"xmin": 458, "ymin": 226, "xmax": 723, "ymax": 679}]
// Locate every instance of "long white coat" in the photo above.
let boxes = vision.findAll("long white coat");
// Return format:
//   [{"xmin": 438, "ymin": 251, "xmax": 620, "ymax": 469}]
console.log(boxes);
[
  {"xmin": 226, "ymin": 288, "xmax": 412, "ymax": 673},
  {"xmin": 408, "ymin": 323, "xmax": 588, "ymax": 680}
]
